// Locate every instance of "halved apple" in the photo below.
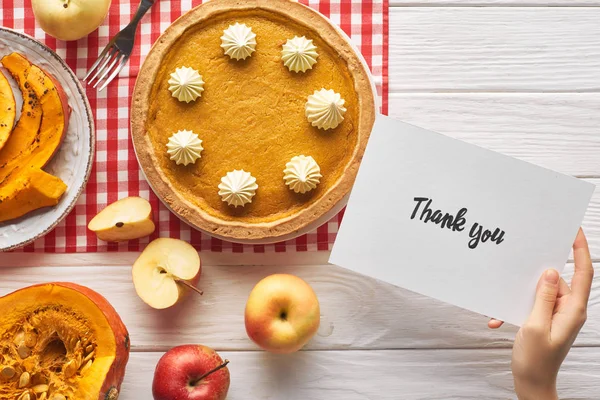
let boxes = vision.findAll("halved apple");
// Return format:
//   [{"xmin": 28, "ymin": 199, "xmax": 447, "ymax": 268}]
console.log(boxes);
[
  {"xmin": 132, "ymin": 238, "xmax": 202, "ymax": 309},
  {"xmin": 88, "ymin": 196, "xmax": 156, "ymax": 242}
]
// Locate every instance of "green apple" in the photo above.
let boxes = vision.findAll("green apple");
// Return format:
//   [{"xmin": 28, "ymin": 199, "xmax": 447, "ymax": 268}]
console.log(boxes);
[{"xmin": 32, "ymin": 0, "xmax": 112, "ymax": 41}]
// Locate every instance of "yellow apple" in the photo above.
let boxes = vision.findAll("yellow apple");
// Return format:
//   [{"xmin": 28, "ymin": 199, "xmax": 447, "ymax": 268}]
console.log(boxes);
[
  {"xmin": 88, "ymin": 197, "xmax": 155, "ymax": 242},
  {"xmin": 32, "ymin": 0, "xmax": 112, "ymax": 41},
  {"xmin": 133, "ymin": 238, "xmax": 202, "ymax": 309},
  {"xmin": 245, "ymin": 274, "xmax": 320, "ymax": 353}
]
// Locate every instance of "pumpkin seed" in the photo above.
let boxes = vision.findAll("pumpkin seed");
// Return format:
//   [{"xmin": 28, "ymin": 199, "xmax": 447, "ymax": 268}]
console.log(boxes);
[
  {"xmin": 13, "ymin": 330, "xmax": 25, "ymax": 346},
  {"xmin": 24, "ymin": 332, "xmax": 37, "ymax": 348},
  {"xmin": 17, "ymin": 343, "xmax": 31, "ymax": 359},
  {"xmin": 80, "ymin": 359, "xmax": 93, "ymax": 375},
  {"xmin": 39, "ymin": 393, "xmax": 47, "ymax": 400},
  {"xmin": 18, "ymin": 371, "xmax": 30, "ymax": 388},
  {"xmin": 74, "ymin": 340, "xmax": 82, "ymax": 352},
  {"xmin": 106, "ymin": 387, "xmax": 119, "ymax": 400},
  {"xmin": 17, "ymin": 391, "xmax": 30, "ymax": 400},
  {"xmin": 85, "ymin": 345, "xmax": 93, "ymax": 353},
  {"xmin": 63, "ymin": 360, "xmax": 77, "ymax": 378},
  {"xmin": 1, "ymin": 365, "xmax": 15, "ymax": 379},
  {"xmin": 51, "ymin": 394, "xmax": 66, "ymax": 400},
  {"xmin": 32, "ymin": 384, "xmax": 48, "ymax": 393},
  {"xmin": 29, "ymin": 315, "xmax": 41, "ymax": 326},
  {"xmin": 83, "ymin": 351, "xmax": 94, "ymax": 363}
]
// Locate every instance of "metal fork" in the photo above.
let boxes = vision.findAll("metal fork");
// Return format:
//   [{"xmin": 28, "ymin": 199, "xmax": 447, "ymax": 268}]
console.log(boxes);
[{"xmin": 84, "ymin": 0, "xmax": 156, "ymax": 91}]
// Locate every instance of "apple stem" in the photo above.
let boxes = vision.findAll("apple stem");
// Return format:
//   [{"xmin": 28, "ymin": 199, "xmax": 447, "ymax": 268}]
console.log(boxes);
[
  {"xmin": 190, "ymin": 360, "xmax": 230, "ymax": 386},
  {"xmin": 174, "ymin": 278, "xmax": 204, "ymax": 296}
]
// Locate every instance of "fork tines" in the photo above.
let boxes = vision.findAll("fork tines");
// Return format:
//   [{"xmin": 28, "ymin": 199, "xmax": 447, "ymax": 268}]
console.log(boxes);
[{"xmin": 84, "ymin": 44, "xmax": 128, "ymax": 91}]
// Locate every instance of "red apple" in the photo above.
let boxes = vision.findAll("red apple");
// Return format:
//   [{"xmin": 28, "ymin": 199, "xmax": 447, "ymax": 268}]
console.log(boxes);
[
  {"xmin": 245, "ymin": 274, "xmax": 320, "ymax": 353},
  {"xmin": 152, "ymin": 345, "xmax": 230, "ymax": 400}
]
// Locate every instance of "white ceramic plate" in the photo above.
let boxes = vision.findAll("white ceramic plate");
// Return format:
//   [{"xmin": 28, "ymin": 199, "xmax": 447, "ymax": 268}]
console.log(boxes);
[{"xmin": 0, "ymin": 28, "xmax": 95, "ymax": 251}]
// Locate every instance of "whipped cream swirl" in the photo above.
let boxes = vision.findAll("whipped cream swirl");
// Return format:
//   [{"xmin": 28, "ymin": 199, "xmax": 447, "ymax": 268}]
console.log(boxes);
[
  {"xmin": 305, "ymin": 88, "xmax": 347, "ymax": 130},
  {"xmin": 281, "ymin": 36, "xmax": 318, "ymax": 73},
  {"xmin": 166, "ymin": 130, "xmax": 204, "ymax": 166},
  {"xmin": 220, "ymin": 23, "xmax": 257, "ymax": 61},
  {"xmin": 283, "ymin": 155, "xmax": 322, "ymax": 194},
  {"xmin": 168, "ymin": 67, "xmax": 205, "ymax": 103},
  {"xmin": 218, "ymin": 170, "xmax": 258, "ymax": 207}
]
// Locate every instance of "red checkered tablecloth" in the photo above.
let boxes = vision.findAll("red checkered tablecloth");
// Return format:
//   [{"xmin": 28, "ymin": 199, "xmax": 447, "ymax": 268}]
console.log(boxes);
[{"xmin": 2, "ymin": 0, "xmax": 389, "ymax": 253}]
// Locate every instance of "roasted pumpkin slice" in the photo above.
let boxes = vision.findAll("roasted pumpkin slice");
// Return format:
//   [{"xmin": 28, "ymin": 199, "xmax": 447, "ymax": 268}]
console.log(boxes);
[
  {"xmin": 0, "ymin": 52, "xmax": 69, "ymax": 185},
  {"xmin": 0, "ymin": 282, "xmax": 130, "ymax": 400},
  {"xmin": 0, "ymin": 70, "xmax": 16, "ymax": 152},
  {"xmin": 0, "ymin": 53, "xmax": 43, "ymax": 169},
  {"xmin": 0, "ymin": 168, "xmax": 67, "ymax": 223}
]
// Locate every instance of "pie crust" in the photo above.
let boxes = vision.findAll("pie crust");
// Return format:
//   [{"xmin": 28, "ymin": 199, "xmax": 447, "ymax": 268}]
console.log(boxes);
[{"xmin": 131, "ymin": 0, "xmax": 376, "ymax": 241}]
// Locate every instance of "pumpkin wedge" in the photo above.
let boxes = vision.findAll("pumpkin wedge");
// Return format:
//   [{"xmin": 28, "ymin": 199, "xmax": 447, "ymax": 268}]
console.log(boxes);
[
  {"xmin": 0, "ymin": 282, "xmax": 130, "ymax": 400},
  {"xmin": 0, "ymin": 70, "xmax": 16, "ymax": 152},
  {"xmin": 0, "ymin": 168, "xmax": 67, "ymax": 222},
  {"xmin": 0, "ymin": 52, "xmax": 70, "ymax": 185},
  {"xmin": 0, "ymin": 53, "xmax": 43, "ymax": 169}
]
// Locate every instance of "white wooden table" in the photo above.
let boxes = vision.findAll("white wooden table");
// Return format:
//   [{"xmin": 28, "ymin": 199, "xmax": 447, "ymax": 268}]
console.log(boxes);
[{"xmin": 2, "ymin": 1, "xmax": 600, "ymax": 398}]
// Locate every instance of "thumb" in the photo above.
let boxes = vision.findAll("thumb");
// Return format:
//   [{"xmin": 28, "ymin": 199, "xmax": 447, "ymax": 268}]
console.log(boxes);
[{"xmin": 527, "ymin": 269, "xmax": 560, "ymax": 329}]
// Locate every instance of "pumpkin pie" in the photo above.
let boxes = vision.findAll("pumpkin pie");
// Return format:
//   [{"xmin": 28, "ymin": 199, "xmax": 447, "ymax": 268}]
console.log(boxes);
[{"xmin": 131, "ymin": 0, "xmax": 376, "ymax": 241}]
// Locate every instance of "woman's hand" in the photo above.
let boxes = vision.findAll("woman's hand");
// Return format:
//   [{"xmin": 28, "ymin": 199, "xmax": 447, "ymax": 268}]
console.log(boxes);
[{"xmin": 489, "ymin": 229, "xmax": 594, "ymax": 400}]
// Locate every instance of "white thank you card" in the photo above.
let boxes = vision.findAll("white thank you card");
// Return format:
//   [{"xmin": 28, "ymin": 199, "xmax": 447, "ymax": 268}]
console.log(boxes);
[{"xmin": 329, "ymin": 115, "xmax": 595, "ymax": 326}]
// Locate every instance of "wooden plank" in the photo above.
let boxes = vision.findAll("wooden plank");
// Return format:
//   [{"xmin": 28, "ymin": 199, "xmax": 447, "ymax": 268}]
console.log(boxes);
[
  {"xmin": 388, "ymin": 94, "xmax": 600, "ymax": 177},
  {"xmin": 0, "ymin": 251, "xmax": 330, "ymax": 267},
  {"xmin": 120, "ymin": 348, "xmax": 600, "ymax": 399},
  {"xmin": 0, "ymin": 263, "xmax": 597, "ymax": 350},
  {"xmin": 583, "ymin": 179, "xmax": 600, "ymax": 260},
  {"xmin": 389, "ymin": 8, "xmax": 600, "ymax": 92}
]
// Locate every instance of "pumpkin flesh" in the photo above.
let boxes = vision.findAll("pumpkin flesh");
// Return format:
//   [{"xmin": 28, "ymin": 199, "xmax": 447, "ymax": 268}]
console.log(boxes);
[
  {"xmin": 0, "ymin": 52, "xmax": 69, "ymax": 223},
  {"xmin": 0, "ymin": 52, "xmax": 69, "ymax": 186},
  {"xmin": 0, "ymin": 168, "xmax": 67, "ymax": 223},
  {"xmin": 0, "ymin": 70, "xmax": 16, "ymax": 152},
  {"xmin": 0, "ymin": 53, "xmax": 43, "ymax": 175},
  {"xmin": 0, "ymin": 283, "xmax": 129, "ymax": 400}
]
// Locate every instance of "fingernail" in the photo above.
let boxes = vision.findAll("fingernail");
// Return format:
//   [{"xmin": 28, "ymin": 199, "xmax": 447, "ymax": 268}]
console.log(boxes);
[{"xmin": 544, "ymin": 269, "xmax": 559, "ymax": 284}]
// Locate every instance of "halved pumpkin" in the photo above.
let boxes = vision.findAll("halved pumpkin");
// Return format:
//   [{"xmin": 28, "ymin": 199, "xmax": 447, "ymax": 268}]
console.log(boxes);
[
  {"xmin": 0, "ymin": 282, "xmax": 130, "ymax": 400},
  {"xmin": 0, "ymin": 168, "xmax": 67, "ymax": 223},
  {"xmin": 0, "ymin": 52, "xmax": 70, "ymax": 185},
  {"xmin": 0, "ymin": 70, "xmax": 16, "ymax": 152}
]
